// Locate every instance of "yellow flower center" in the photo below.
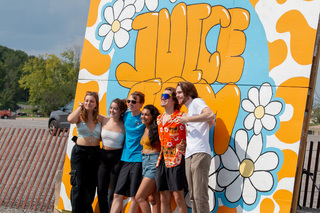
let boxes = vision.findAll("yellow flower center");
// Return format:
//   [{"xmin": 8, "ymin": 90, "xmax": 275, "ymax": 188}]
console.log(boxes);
[
  {"xmin": 112, "ymin": 20, "xmax": 121, "ymax": 32},
  {"xmin": 254, "ymin": 105, "xmax": 265, "ymax": 119},
  {"xmin": 239, "ymin": 159, "xmax": 254, "ymax": 178}
]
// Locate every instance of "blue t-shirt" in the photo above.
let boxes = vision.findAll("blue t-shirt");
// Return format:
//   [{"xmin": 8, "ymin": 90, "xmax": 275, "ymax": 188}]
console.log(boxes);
[{"xmin": 121, "ymin": 111, "xmax": 145, "ymax": 162}]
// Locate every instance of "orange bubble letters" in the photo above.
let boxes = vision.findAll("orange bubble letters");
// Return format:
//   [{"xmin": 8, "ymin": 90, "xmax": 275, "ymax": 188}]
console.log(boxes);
[{"xmin": 116, "ymin": 4, "xmax": 249, "ymax": 86}]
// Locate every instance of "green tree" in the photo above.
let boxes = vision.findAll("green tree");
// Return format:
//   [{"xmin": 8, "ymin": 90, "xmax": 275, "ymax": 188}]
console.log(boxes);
[
  {"xmin": 19, "ymin": 49, "xmax": 79, "ymax": 116},
  {"xmin": 0, "ymin": 61, "xmax": 6, "ymax": 93},
  {"xmin": 0, "ymin": 46, "xmax": 29, "ymax": 110}
]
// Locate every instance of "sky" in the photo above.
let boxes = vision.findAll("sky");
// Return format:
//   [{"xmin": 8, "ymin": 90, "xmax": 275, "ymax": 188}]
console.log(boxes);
[
  {"xmin": 0, "ymin": 0, "xmax": 90, "ymax": 56},
  {"xmin": 0, "ymin": 0, "xmax": 319, "ymax": 103}
]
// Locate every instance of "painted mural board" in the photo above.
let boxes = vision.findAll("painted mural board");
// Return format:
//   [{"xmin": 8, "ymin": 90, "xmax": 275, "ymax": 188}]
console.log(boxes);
[{"xmin": 58, "ymin": 0, "xmax": 320, "ymax": 212}]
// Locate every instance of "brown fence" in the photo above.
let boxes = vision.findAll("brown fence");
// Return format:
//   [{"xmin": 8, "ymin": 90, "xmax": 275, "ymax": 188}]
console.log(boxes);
[
  {"xmin": 299, "ymin": 140, "xmax": 320, "ymax": 209},
  {"xmin": 0, "ymin": 127, "xmax": 69, "ymax": 212}
]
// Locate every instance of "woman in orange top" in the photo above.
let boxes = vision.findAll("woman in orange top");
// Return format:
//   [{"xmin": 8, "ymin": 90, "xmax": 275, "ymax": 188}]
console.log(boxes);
[
  {"xmin": 155, "ymin": 87, "xmax": 188, "ymax": 213},
  {"xmin": 136, "ymin": 105, "xmax": 161, "ymax": 213}
]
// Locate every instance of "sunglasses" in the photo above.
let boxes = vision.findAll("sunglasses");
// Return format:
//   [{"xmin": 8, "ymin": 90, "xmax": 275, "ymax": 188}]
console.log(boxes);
[
  {"xmin": 127, "ymin": 99, "xmax": 137, "ymax": 104},
  {"xmin": 161, "ymin": 93, "xmax": 172, "ymax": 100}
]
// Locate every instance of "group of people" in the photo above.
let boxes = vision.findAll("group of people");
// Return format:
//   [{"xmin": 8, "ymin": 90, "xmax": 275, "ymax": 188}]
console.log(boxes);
[{"xmin": 67, "ymin": 81, "xmax": 216, "ymax": 213}]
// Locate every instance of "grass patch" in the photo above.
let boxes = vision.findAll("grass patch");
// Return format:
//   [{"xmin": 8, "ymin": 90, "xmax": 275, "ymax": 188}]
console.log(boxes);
[
  {"xmin": 17, "ymin": 105, "xmax": 45, "ymax": 117},
  {"xmin": 17, "ymin": 101, "xmax": 29, "ymax": 105},
  {"xmin": 310, "ymin": 123, "xmax": 320, "ymax": 127},
  {"xmin": 20, "ymin": 108, "xmax": 34, "ymax": 114}
]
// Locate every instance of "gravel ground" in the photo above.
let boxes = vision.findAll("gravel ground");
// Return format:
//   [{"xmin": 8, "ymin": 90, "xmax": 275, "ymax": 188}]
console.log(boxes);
[
  {"xmin": 0, "ymin": 118, "xmax": 48, "ymax": 129},
  {"xmin": 297, "ymin": 207, "xmax": 320, "ymax": 212},
  {"xmin": 0, "ymin": 206, "xmax": 46, "ymax": 213}
]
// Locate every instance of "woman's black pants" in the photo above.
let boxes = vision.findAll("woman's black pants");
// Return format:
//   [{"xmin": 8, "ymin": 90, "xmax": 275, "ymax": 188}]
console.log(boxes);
[
  {"xmin": 97, "ymin": 148, "xmax": 123, "ymax": 213},
  {"xmin": 70, "ymin": 144, "xmax": 100, "ymax": 213}
]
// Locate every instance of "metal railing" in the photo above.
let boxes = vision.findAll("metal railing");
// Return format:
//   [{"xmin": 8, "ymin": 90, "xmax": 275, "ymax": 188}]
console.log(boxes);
[{"xmin": 299, "ymin": 141, "xmax": 320, "ymax": 209}]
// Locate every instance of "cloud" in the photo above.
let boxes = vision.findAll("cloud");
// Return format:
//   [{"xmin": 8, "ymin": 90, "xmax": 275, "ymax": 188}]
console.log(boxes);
[{"xmin": 0, "ymin": 0, "xmax": 90, "ymax": 56}]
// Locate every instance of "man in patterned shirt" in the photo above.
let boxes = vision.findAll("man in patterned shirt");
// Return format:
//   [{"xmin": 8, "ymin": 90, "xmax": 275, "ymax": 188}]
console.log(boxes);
[{"xmin": 155, "ymin": 87, "xmax": 188, "ymax": 213}]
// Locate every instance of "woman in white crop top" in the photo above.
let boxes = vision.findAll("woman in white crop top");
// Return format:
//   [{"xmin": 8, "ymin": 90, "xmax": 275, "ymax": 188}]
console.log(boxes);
[
  {"xmin": 97, "ymin": 98, "xmax": 127, "ymax": 213},
  {"xmin": 67, "ymin": 91, "xmax": 103, "ymax": 213}
]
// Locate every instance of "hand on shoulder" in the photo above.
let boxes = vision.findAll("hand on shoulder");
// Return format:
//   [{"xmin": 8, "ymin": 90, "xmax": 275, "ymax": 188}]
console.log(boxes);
[{"xmin": 98, "ymin": 114, "xmax": 108, "ymax": 123}]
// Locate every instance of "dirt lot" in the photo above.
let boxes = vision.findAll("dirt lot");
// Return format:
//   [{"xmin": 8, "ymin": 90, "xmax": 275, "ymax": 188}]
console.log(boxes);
[
  {"xmin": 0, "ymin": 118, "xmax": 48, "ymax": 129},
  {"xmin": 0, "ymin": 206, "xmax": 43, "ymax": 213}
]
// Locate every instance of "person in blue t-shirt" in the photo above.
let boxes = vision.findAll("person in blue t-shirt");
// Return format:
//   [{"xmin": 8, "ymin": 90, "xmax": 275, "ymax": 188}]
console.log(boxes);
[{"xmin": 110, "ymin": 91, "xmax": 146, "ymax": 213}]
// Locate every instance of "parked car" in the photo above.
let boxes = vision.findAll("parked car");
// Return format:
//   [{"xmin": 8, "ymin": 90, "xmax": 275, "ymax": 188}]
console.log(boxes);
[
  {"xmin": 17, "ymin": 112, "xmax": 27, "ymax": 116},
  {"xmin": 48, "ymin": 100, "xmax": 74, "ymax": 134},
  {"xmin": 0, "ymin": 109, "xmax": 11, "ymax": 119}
]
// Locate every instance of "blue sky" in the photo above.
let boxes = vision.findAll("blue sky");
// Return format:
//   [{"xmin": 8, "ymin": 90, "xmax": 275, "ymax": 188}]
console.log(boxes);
[{"xmin": 0, "ymin": 0, "xmax": 319, "ymax": 103}]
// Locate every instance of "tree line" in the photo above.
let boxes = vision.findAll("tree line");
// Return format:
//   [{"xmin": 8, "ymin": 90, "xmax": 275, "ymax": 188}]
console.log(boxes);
[
  {"xmin": 1, "ymin": 44, "xmax": 319, "ymax": 123},
  {"xmin": 0, "ymin": 45, "xmax": 79, "ymax": 116}
]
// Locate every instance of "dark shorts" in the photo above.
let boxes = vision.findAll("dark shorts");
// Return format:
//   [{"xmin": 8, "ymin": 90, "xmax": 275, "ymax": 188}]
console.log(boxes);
[
  {"xmin": 155, "ymin": 157, "xmax": 187, "ymax": 192},
  {"xmin": 114, "ymin": 162, "xmax": 142, "ymax": 197}
]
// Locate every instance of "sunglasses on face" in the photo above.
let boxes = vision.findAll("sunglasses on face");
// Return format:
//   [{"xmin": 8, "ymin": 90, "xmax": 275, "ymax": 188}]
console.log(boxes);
[
  {"xmin": 161, "ymin": 93, "xmax": 172, "ymax": 100},
  {"xmin": 127, "ymin": 99, "xmax": 137, "ymax": 104}
]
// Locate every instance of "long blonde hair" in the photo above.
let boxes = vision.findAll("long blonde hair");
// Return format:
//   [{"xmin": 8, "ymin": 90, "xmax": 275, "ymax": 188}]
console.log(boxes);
[{"xmin": 80, "ymin": 92, "xmax": 99, "ymax": 123}]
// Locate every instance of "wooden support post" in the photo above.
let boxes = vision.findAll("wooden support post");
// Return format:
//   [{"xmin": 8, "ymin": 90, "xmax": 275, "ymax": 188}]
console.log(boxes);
[{"xmin": 291, "ymin": 16, "xmax": 320, "ymax": 213}]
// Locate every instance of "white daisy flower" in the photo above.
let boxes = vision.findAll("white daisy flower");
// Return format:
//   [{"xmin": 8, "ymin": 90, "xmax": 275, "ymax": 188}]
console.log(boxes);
[
  {"xmin": 217, "ymin": 130, "xmax": 279, "ymax": 205},
  {"xmin": 242, "ymin": 83, "xmax": 282, "ymax": 135},
  {"xmin": 185, "ymin": 155, "xmax": 223, "ymax": 212},
  {"xmin": 124, "ymin": 0, "xmax": 158, "ymax": 12},
  {"xmin": 98, "ymin": 0, "xmax": 135, "ymax": 52}
]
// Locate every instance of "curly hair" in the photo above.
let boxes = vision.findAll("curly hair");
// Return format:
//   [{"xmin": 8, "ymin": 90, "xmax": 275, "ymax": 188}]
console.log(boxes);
[
  {"xmin": 80, "ymin": 92, "xmax": 99, "ymax": 123},
  {"xmin": 143, "ymin": 105, "xmax": 160, "ymax": 148}
]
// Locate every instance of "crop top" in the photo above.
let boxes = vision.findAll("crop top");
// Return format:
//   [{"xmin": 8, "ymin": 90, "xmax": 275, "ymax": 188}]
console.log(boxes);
[
  {"xmin": 101, "ymin": 129, "xmax": 125, "ymax": 149},
  {"xmin": 140, "ymin": 135, "xmax": 161, "ymax": 151},
  {"xmin": 77, "ymin": 121, "xmax": 101, "ymax": 139}
]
